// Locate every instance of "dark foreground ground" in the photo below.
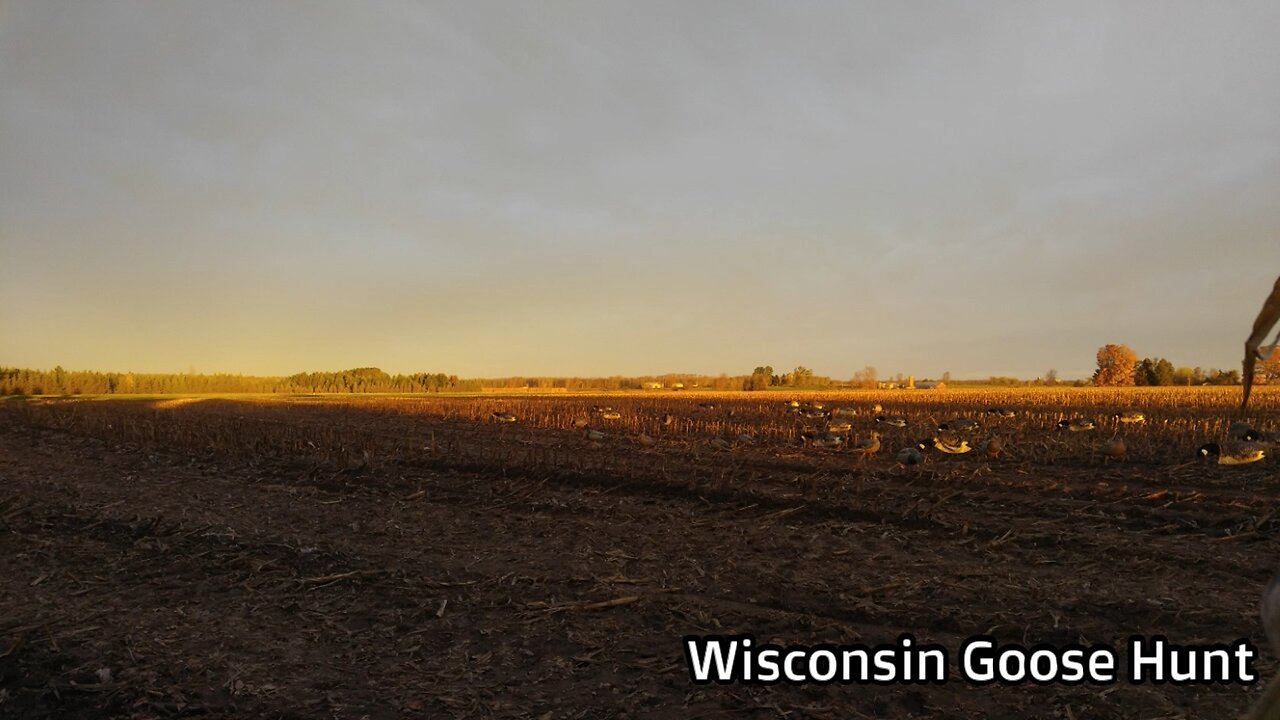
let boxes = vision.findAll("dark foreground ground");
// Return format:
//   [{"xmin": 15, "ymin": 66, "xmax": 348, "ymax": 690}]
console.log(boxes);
[{"xmin": 2, "ymin": 396, "xmax": 1279, "ymax": 719}]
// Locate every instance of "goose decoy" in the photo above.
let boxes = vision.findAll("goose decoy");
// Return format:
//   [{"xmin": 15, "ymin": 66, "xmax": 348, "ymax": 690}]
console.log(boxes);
[
  {"xmin": 786, "ymin": 400, "xmax": 801, "ymax": 408},
  {"xmin": 1231, "ymin": 423, "xmax": 1280, "ymax": 444},
  {"xmin": 986, "ymin": 407, "xmax": 1017, "ymax": 418},
  {"xmin": 737, "ymin": 432, "xmax": 757, "ymax": 445},
  {"xmin": 875, "ymin": 415, "xmax": 908, "ymax": 428},
  {"xmin": 825, "ymin": 420, "xmax": 853, "ymax": 434},
  {"xmin": 831, "ymin": 407, "xmax": 859, "ymax": 419},
  {"xmin": 1229, "ymin": 420, "xmax": 1257, "ymax": 440},
  {"xmin": 492, "ymin": 411, "xmax": 518, "ymax": 423},
  {"xmin": 801, "ymin": 431, "xmax": 845, "ymax": 450},
  {"xmin": 983, "ymin": 436, "xmax": 1003, "ymax": 459},
  {"xmin": 600, "ymin": 410, "xmax": 622, "ymax": 420},
  {"xmin": 929, "ymin": 436, "xmax": 972, "ymax": 454},
  {"xmin": 851, "ymin": 432, "xmax": 881, "ymax": 458},
  {"xmin": 938, "ymin": 417, "xmax": 980, "ymax": 433},
  {"xmin": 800, "ymin": 408, "xmax": 830, "ymax": 420},
  {"xmin": 1247, "ymin": 429, "xmax": 1280, "ymax": 445},
  {"xmin": 1100, "ymin": 436, "xmax": 1127, "ymax": 462},
  {"xmin": 698, "ymin": 402, "xmax": 717, "ymax": 411},
  {"xmin": 571, "ymin": 416, "xmax": 590, "ymax": 429},
  {"xmin": 660, "ymin": 413, "xmax": 675, "ymax": 427},
  {"xmin": 585, "ymin": 429, "xmax": 607, "ymax": 441},
  {"xmin": 1242, "ymin": 274, "xmax": 1280, "ymax": 413},
  {"xmin": 709, "ymin": 437, "xmax": 733, "ymax": 451},
  {"xmin": 1057, "ymin": 418, "xmax": 1095, "ymax": 432},
  {"xmin": 1114, "ymin": 410, "xmax": 1146, "ymax": 425},
  {"xmin": 896, "ymin": 446, "xmax": 924, "ymax": 466},
  {"xmin": 637, "ymin": 433, "xmax": 656, "ymax": 447},
  {"xmin": 1198, "ymin": 441, "xmax": 1267, "ymax": 465}
]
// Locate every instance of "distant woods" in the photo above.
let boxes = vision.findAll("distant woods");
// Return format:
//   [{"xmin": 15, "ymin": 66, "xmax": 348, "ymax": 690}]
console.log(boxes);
[
  {"xmin": 0, "ymin": 366, "xmax": 464, "ymax": 395},
  {"xmin": 1091, "ymin": 343, "xmax": 1255, "ymax": 387},
  {"xmin": 2, "ymin": 367, "xmax": 754, "ymax": 396},
  {"xmin": 3, "ymin": 349, "xmax": 1268, "ymax": 396}
]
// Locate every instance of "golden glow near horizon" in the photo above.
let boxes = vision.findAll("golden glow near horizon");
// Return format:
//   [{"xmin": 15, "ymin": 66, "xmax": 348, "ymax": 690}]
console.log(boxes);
[{"xmin": 2, "ymin": 2, "xmax": 1279, "ymax": 380}]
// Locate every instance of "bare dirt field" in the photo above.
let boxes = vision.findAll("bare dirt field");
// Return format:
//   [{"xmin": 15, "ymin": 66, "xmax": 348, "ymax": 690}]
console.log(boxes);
[{"xmin": 3, "ymin": 389, "xmax": 1279, "ymax": 719}]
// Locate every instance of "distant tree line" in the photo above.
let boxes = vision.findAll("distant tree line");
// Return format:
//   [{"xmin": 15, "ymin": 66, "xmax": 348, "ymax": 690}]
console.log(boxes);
[
  {"xmin": 744, "ymin": 365, "xmax": 859, "ymax": 391},
  {"xmin": 8, "ymin": 349, "xmax": 1268, "ymax": 396},
  {"xmin": 0, "ymin": 366, "xmax": 470, "ymax": 396},
  {"xmin": 1, "ymin": 367, "xmax": 780, "ymax": 395},
  {"xmin": 1090, "ymin": 344, "xmax": 1255, "ymax": 387}
]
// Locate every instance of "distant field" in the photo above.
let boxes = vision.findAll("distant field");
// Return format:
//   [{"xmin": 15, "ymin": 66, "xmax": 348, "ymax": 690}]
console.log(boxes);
[{"xmin": 3, "ymin": 386, "xmax": 1279, "ymax": 718}]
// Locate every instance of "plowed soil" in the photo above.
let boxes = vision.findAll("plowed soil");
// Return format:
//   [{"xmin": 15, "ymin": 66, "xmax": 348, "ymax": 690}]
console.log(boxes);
[{"xmin": 2, "ymin": 395, "xmax": 1278, "ymax": 719}]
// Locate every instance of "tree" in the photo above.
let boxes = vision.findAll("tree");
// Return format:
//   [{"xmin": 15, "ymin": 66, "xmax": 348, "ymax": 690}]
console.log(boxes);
[
  {"xmin": 1253, "ymin": 347, "xmax": 1280, "ymax": 386},
  {"xmin": 1044, "ymin": 369, "xmax": 1058, "ymax": 386},
  {"xmin": 852, "ymin": 366, "xmax": 877, "ymax": 389},
  {"xmin": 790, "ymin": 366, "xmax": 814, "ymax": 387},
  {"xmin": 746, "ymin": 366, "xmax": 773, "ymax": 391},
  {"xmin": 1092, "ymin": 344, "xmax": 1137, "ymax": 386},
  {"xmin": 1213, "ymin": 369, "xmax": 1242, "ymax": 385},
  {"xmin": 1153, "ymin": 359, "xmax": 1175, "ymax": 386},
  {"xmin": 1133, "ymin": 358, "xmax": 1155, "ymax": 386},
  {"xmin": 941, "ymin": 371, "xmax": 952, "ymax": 383}
]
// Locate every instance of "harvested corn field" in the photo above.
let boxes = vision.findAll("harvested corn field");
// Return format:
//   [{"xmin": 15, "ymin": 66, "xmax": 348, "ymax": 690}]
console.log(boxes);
[{"xmin": 3, "ymin": 387, "xmax": 1280, "ymax": 718}]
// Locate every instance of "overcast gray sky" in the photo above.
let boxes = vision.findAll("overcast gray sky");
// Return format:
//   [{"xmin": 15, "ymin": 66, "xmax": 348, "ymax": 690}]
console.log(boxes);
[{"xmin": 2, "ymin": 2, "xmax": 1278, "ymax": 379}]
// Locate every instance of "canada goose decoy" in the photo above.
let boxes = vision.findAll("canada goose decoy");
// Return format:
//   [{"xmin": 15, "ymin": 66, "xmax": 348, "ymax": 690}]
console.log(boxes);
[
  {"xmin": 831, "ymin": 407, "xmax": 858, "ymax": 419},
  {"xmin": 1230, "ymin": 420, "xmax": 1258, "ymax": 440},
  {"xmin": 1230, "ymin": 422, "xmax": 1280, "ymax": 445},
  {"xmin": 1247, "ymin": 429, "xmax": 1280, "ymax": 445},
  {"xmin": 800, "ymin": 408, "xmax": 829, "ymax": 420},
  {"xmin": 851, "ymin": 432, "xmax": 881, "ymax": 458},
  {"xmin": 875, "ymin": 415, "xmax": 908, "ymax": 428},
  {"xmin": 929, "ymin": 436, "xmax": 972, "ymax": 454},
  {"xmin": 492, "ymin": 411, "xmax": 518, "ymax": 423},
  {"xmin": 1245, "ymin": 576, "xmax": 1280, "ymax": 719},
  {"xmin": 938, "ymin": 417, "xmax": 980, "ymax": 433},
  {"xmin": 1100, "ymin": 436, "xmax": 1127, "ymax": 463},
  {"xmin": 585, "ymin": 429, "xmax": 606, "ymax": 441},
  {"xmin": 985, "ymin": 407, "xmax": 1017, "ymax": 418},
  {"xmin": 660, "ymin": 413, "xmax": 675, "ymax": 427},
  {"xmin": 1057, "ymin": 418, "xmax": 1095, "ymax": 432},
  {"xmin": 801, "ymin": 431, "xmax": 845, "ymax": 450},
  {"xmin": 1230, "ymin": 420, "xmax": 1256, "ymax": 437},
  {"xmin": 786, "ymin": 400, "xmax": 801, "ymax": 408},
  {"xmin": 600, "ymin": 410, "xmax": 622, "ymax": 420},
  {"xmin": 1198, "ymin": 441, "xmax": 1267, "ymax": 465},
  {"xmin": 709, "ymin": 437, "xmax": 733, "ymax": 451},
  {"xmin": 1114, "ymin": 410, "xmax": 1146, "ymax": 425},
  {"xmin": 737, "ymin": 433, "xmax": 757, "ymax": 445},
  {"xmin": 983, "ymin": 436, "xmax": 1003, "ymax": 459},
  {"xmin": 896, "ymin": 446, "xmax": 924, "ymax": 466},
  {"xmin": 1242, "ymin": 274, "xmax": 1280, "ymax": 413},
  {"xmin": 571, "ymin": 416, "xmax": 590, "ymax": 429},
  {"xmin": 637, "ymin": 433, "xmax": 656, "ymax": 447},
  {"xmin": 698, "ymin": 402, "xmax": 717, "ymax": 411},
  {"xmin": 825, "ymin": 420, "xmax": 853, "ymax": 434}
]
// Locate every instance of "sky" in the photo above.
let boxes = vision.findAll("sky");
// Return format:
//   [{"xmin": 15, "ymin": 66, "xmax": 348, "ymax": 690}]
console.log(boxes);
[{"xmin": 2, "ymin": 2, "xmax": 1279, "ymax": 380}]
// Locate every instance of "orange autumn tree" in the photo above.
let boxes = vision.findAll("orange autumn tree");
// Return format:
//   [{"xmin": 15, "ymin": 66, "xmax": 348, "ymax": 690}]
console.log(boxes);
[
  {"xmin": 1092, "ymin": 344, "xmax": 1138, "ymax": 386},
  {"xmin": 1253, "ymin": 346, "xmax": 1280, "ymax": 386}
]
